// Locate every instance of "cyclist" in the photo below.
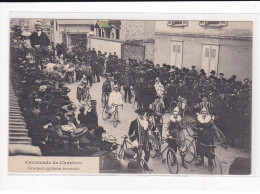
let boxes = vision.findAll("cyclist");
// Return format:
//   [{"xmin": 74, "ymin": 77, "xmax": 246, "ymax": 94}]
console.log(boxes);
[
  {"xmin": 102, "ymin": 77, "xmax": 112, "ymax": 105},
  {"xmin": 192, "ymin": 107, "xmax": 221, "ymax": 169},
  {"xmin": 165, "ymin": 107, "xmax": 188, "ymax": 169},
  {"xmin": 149, "ymin": 95, "xmax": 165, "ymax": 134},
  {"xmin": 107, "ymin": 84, "xmax": 124, "ymax": 119},
  {"xmin": 194, "ymin": 94, "xmax": 215, "ymax": 116}
]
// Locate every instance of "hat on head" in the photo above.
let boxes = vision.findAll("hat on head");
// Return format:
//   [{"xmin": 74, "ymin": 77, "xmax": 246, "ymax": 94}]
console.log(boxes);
[
  {"xmin": 65, "ymin": 111, "xmax": 75, "ymax": 119},
  {"xmin": 39, "ymin": 85, "xmax": 48, "ymax": 92},
  {"xmin": 53, "ymin": 65, "xmax": 58, "ymax": 70},
  {"xmin": 210, "ymin": 70, "xmax": 216, "ymax": 74},
  {"xmin": 90, "ymin": 100, "xmax": 97, "ymax": 106},
  {"xmin": 192, "ymin": 66, "xmax": 196, "ymax": 68},
  {"xmin": 219, "ymin": 73, "xmax": 224, "ymax": 76},
  {"xmin": 79, "ymin": 107, "xmax": 85, "ymax": 113},
  {"xmin": 244, "ymin": 78, "xmax": 249, "ymax": 81},
  {"xmin": 35, "ymin": 98, "xmax": 42, "ymax": 103},
  {"xmin": 71, "ymin": 127, "xmax": 88, "ymax": 138},
  {"xmin": 169, "ymin": 69, "xmax": 174, "ymax": 73},
  {"xmin": 173, "ymin": 106, "xmax": 179, "ymax": 114},
  {"xmin": 94, "ymin": 126, "xmax": 106, "ymax": 136},
  {"xmin": 135, "ymin": 107, "xmax": 146, "ymax": 115}
]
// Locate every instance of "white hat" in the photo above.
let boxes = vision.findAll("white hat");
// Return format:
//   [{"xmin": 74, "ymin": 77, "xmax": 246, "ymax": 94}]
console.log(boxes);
[{"xmin": 173, "ymin": 106, "xmax": 179, "ymax": 113}]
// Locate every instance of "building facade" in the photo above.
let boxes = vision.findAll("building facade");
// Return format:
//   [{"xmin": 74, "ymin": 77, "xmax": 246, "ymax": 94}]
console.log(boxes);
[
  {"xmin": 154, "ymin": 20, "xmax": 253, "ymax": 80},
  {"xmin": 89, "ymin": 20, "xmax": 155, "ymax": 62},
  {"xmin": 53, "ymin": 20, "xmax": 96, "ymax": 47}
]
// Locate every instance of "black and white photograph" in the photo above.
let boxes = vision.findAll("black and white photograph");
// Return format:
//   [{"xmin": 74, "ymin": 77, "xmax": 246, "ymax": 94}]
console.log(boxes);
[{"xmin": 8, "ymin": 18, "xmax": 252, "ymax": 175}]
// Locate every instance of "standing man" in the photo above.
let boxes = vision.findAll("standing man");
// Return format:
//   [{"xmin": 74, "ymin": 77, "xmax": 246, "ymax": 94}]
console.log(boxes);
[
  {"xmin": 129, "ymin": 107, "xmax": 151, "ymax": 171},
  {"xmin": 122, "ymin": 67, "xmax": 132, "ymax": 103},
  {"xmin": 30, "ymin": 21, "xmax": 50, "ymax": 69}
]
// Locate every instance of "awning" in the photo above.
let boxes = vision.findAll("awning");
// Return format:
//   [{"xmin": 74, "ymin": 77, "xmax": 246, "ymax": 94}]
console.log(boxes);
[{"xmin": 94, "ymin": 21, "xmax": 112, "ymax": 28}]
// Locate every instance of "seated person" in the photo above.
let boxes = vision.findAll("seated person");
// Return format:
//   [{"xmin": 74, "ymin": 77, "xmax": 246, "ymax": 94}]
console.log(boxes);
[
  {"xmin": 166, "ymin": 107, "xmax": 188, "ymax": 169},
  {"xmin": 107, "ymin": 84, "xmax": 123, "ymax": 119},
  {"xmin": 193, "ymin": 108, "xmax": 221, "ymax": 170},
  {"xmin": 85, "ymin": 100, "xmax": 98, "ymax": 130},
  {"xmin": 77, "ymin": 107, "xmax": 87, "ymax": 127}
]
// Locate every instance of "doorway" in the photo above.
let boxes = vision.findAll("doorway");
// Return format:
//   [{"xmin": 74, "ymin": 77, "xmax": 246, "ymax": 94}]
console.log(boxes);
[
  {"xmin": 171, "ymin": 41, "xmax": 183, "ymax": 68},
  {"xmin": 201, "ymin": 44, "xmax": 219, "ymax": 75}
]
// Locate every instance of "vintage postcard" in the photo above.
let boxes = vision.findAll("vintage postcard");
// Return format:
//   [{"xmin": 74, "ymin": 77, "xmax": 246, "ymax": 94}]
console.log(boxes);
[{"xmin": 9, "ymin": 17, "xmax": 252, "ymax": 175}]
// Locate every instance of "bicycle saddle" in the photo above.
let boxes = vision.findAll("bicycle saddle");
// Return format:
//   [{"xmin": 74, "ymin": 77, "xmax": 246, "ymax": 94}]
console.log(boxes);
[{"xmin": 121, "ymin": 135, "xmax": 128, "ymax": 139}]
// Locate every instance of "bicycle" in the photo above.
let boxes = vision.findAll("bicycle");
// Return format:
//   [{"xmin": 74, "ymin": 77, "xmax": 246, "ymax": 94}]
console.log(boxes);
[
  {"xmin": 183, "ymin": 129, "xmax": 223, "ymax": 174},
  {"xmin": 169, "ymin": 96, "xmax": 193, "ymax": 120},
  {"xmin": 117, "ymin": 135, "xmax": 151, "ymax": 174},
  {"xmin": 149, "ymin": 132, "xmax": 179, "ymax": 174},
  {"xmin": 102, "ymin": 104, "xmax": 123, "ymax": 128},
  {"xmin": 185, "ymin": 119, "xmax": 228, "ymax": 149}
]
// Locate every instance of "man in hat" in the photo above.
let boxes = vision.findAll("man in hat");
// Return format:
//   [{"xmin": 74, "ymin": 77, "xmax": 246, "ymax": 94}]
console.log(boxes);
[
  {"xmin": 78, "ymin": 107, "xmax": 87, "ymax": 127},
  {"xmin": 82, "ymin": 62, "xmax": 93, "ymax": 86},
  {"xmin": 30, "ymin": 21, "xmax": 50, "ymax": 50},
  {"xmin": 175, "ymin": 79, "xmax": 188, "ymax": 100},
  {"xmin": 143, "ymin": 80, "xmax": 157, "ymax": 111},
  {"xmin": 193, "ymin": 107, "xmax": 221, "ymax": 170},
  {"xmin": 107, "ymin": 85, "xmax": 124, "ymax": 119},
  {"xmin": 166, "ymin": 107, "xmax": 188, "ymax": 169},
  {"xmin": 129, "ymin": 107, "xmax": 151, "ymax": 171},
  {"xmin": 189, "ymin": 66, "xmax": 198, "ymax": 77},
  {"xmin": 85, "ymin": 100, "xmax": 98, "ymax": 129},
  {"xmin": 122, "ymin": 67, "xmax": 132, "ymax": 103},
  {"xmin": 209, "ymin": 70, "xmax": 216, "ymax": 79}
]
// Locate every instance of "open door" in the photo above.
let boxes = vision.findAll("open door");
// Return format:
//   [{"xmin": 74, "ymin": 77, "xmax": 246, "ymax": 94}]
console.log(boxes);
[
  {"xmin": 202, "ymin": 44, "xmax": 219, "ymax": 75},
  {"xmin": 171, "ymin": 41, "xmax": 183, "ymax": 69}
]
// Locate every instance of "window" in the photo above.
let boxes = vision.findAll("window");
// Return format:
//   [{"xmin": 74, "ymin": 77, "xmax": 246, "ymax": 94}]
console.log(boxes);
[
  {"xmin": 90, "ymin": 25, "xmax": 94, "ymax": 31},
  {"xmin": 167, "ymin": 20, "xmax": 188, "ymax": 27},
  {"xmin": 98, "ymin": 28, "xmax": 101, "ymax": 37},
  {"xmin": 104, "ymin": 28, "xmax": 111, "ymax": 38},
  {"xmin": 199, "ymin": 21, "xmax": 228, "ymax": 27},
  {"xmin": 116, "ymin": 29, "xmax": 120, "ymax": 39}
]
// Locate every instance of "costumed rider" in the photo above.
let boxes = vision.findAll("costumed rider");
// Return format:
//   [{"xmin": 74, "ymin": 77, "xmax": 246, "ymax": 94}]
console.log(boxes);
[
  {"xmin": 149, "ymin": 95, "xmax": 165, "ymax": 134},
  {"xmin": 128, "ymin": 107, "xmax": 151, "ymax": 171},
  {"xmin": 193, "ymin": 107, "xmax": 221, "ymax": 171},
  {"xmin": 107, "ymin": 84, "xmax": 123, "ymax": 119},
  {"xmin": 166, "ymin": 107, "xmax": 188, "ymax": 169}
]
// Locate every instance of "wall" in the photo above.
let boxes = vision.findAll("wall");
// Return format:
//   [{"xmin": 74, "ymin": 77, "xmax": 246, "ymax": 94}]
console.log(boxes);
[
  {"xmin": 121, "ymin": 43, "xmax": 145, "ymax": 62},
  {"xmin": 154, "ymin": 34, "xmax": 252, "ymax": 80},
  {"xmin": 155, "ymin": 21, "xmax": 253, "ymax": 37},
  {"xmin": 89, "ymin": 37, "xmax": 123, "ymax": 57},
  {"xmin": 53, "ymin": 24, "xmax": 92, "ymax": 45},
  {"xmin": 144, "ymin": 40, "xmax": 155, "ymax": 61},
  {"xmin": 120, "ymin": 20, "xmax": 145, "ymax": 40}
]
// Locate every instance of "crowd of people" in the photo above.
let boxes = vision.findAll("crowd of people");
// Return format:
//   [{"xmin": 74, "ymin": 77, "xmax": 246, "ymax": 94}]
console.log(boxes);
[{"xmin": 10, "ymin": 21, "xmax": 252, "ymax": 173}]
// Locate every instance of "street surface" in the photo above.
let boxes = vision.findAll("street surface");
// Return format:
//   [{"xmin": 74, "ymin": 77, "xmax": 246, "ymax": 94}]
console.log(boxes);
[{"xmin": 66, "ymin": 77, "xmax": 250, "ymax": 175}]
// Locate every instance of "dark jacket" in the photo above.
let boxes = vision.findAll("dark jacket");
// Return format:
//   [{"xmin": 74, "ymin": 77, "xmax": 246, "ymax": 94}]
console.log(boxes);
[{"xmin": 30, "ymin": 31, "xmax": 50, "ymax": 48}]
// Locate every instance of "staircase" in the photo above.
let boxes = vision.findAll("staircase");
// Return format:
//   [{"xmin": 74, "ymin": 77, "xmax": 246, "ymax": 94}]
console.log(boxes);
[{"xmin": 9, "ymin": 85, "xmax": 32, "ymax": 145}]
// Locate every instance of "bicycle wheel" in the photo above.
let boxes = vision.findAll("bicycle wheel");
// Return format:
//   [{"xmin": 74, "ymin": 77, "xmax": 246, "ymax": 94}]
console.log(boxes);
[
  {"xmin": 149, "ymin": 136, "xmax": 158, "ymax": 158},
  {"xmin": 215, "ymin": 128, "xmax": 228, "ymax": 149},
  {"xmin": 137, "ymin": 158, "xmax": 151, "ymax": 174},
  {"xmin": 185, "ymin": 120, "xmax": 196, "ymax": 136},
  {"xmin": 183, "ymin": 139, "xmax": 196, "ymax": 163},
  {"xmin": 209, "ymin": 151, "xmax": 223, "ymax": 175},
  {"xmin": 166, "ymin": 148, "xmax": 179, "ymax": 174},
  {"xmin": 102, "ymin": 106, "xmax": 108, "ymax": 120},
  {"xmin": 170, "ymin": 101, "xmax": 178, "ymax": 113},
  {"xmin": 113, "ymin": 111, "xmax": 119, "ymax": 128}
]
